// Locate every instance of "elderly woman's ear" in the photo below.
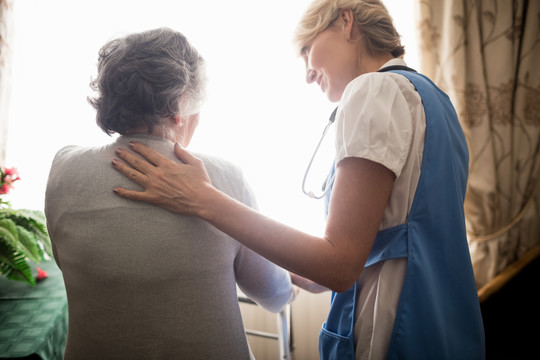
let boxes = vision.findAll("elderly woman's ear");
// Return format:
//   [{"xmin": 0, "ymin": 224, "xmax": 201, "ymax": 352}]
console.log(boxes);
[
  {"xmin": 171, "ymin": 114, "xmax": 183, "ymax": 127},
  {"xmin": 175, "ymin": 113, "xmax": 200, "ymax": 148}
]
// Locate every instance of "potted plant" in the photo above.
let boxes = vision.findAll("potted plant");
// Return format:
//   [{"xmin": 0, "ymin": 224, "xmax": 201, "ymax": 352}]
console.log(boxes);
[{"xmin": 0, "ymin": 166, "xmax": 52, "ymax": 285}]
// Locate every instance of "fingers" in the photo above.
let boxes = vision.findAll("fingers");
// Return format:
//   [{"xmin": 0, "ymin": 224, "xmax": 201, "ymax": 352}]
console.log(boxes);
[
  {"xmin": 111, "ymin": 158, "xmax": 148, "ymax": 188},
  {"xmin": 127, "ymin": 142, "xmax": 168, "ymax": 167},
  {"xmin": 114, "ymin": 146, "xmax": 157, "ymax": 175},
  {"xmin": 112, "ymin": 186, "xmax": 148, "ymax": 201},
  {"xmin": 173, "ymin": 143, "xmax": 202, "ymax": 165}
]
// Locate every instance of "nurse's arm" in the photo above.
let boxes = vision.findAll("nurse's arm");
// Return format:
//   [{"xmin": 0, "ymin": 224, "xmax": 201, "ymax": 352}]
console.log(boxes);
[
  {"xmin": 290, "ymin": 272, "xmax": 330, "ymax": 294},
  {"xmin": 112, "ymin": 143, "xmax": 395, "ymax": 293}
]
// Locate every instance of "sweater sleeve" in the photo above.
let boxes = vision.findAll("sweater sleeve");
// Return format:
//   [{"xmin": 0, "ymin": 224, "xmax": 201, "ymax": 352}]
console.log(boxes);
[
  {"xmin": 202, "ymin": 154, "xmax": 295, "ymax": 312},
  {"xmin": 233, "ymin": 173, "xmax": 295, "ymax": 313},
  {"xmin": 235, "ymin": 245, "xmax": 295, "ymax": 313}
]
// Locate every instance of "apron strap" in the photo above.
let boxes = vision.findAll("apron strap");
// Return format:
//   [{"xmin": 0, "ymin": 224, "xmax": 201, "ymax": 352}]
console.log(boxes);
[{"xmin": 378, "ymin": 65, "xmax": 417, "ymax": 73}]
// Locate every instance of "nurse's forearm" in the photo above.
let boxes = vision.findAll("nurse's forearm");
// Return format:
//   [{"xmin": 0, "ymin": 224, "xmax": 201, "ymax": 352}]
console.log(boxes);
[
  {"xmin": 290, "ymin": 272, "xmax": 330, "ymax": 293},
  {"xmin": 197, "ymin": 186, "xmax": 356, "ymax": 292}
]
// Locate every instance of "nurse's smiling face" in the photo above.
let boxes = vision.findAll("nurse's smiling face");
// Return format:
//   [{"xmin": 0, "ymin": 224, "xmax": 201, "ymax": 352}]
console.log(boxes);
[{"xmin": 301, "ymin": 9, "xmax": 362, "ymax": 103}]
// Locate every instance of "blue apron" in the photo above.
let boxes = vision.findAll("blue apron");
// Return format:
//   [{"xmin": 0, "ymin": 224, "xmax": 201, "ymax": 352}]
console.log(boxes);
[{"xmin": 318, "ymin": 70, "xmax": 485, "ymax": 360}]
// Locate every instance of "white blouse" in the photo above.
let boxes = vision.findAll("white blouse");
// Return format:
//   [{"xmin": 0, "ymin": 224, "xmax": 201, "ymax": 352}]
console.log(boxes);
[{"xmin": 334, "ymin": 58, "xmax": 426, "ymax": 360}]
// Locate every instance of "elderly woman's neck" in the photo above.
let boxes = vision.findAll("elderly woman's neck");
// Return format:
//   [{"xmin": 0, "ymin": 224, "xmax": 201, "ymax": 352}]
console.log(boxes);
[{"xmin": 125, "ymin": 125, "xmax": 178, "ymax": 143}]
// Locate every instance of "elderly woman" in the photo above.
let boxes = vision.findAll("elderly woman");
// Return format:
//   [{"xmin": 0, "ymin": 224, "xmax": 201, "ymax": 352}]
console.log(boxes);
[
  {"xmin": 111, "ymin": 1, "xmax": 485, "ymax": 359},
  {"xmin": 45, "ymin": 27, "xmax": 295, "ymax": 360}
]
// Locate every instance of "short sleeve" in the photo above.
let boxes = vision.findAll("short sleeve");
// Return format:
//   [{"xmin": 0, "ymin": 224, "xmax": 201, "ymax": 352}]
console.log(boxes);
[{"xmin": 335, "ymin": 73, "xmax": 413, "ymax": 178}]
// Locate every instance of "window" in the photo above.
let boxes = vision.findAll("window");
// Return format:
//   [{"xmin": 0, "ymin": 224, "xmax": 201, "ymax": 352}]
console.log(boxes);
[{"xmin": 6, "ymin": 0, "xmax": 417, "ymax": 235}]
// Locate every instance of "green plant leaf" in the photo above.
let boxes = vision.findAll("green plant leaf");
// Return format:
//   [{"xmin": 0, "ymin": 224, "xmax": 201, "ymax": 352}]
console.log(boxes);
[
  {"xmin": 16, "ymin": 226, "xmax": 44, "ymax": 263},
  {"xmin": 0, "ymin": 209, "xmax": 52, "ymax": 258},
  {"xmin": 0, "ymin": 208, "xmax": 51, "ymax": 285},
  {"xmin": 0, "ymin": 241, "xmax": 35, "ymax": 286},
  {"xmin": 0, "ymin": 218, "xmax": 19, "ymax": 246}
]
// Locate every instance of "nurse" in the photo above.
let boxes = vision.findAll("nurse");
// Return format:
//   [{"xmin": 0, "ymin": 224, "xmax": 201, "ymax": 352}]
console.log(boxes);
[{"xmin": 111, "ymin": 0, "xmax": 485, "ymax": 358}]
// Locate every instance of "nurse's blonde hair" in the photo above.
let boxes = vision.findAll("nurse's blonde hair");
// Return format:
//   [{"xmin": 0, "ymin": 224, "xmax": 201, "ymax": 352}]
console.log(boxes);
[{"xmin": 293, "ymin": 0, "xmax": 405, "ymax": 58}]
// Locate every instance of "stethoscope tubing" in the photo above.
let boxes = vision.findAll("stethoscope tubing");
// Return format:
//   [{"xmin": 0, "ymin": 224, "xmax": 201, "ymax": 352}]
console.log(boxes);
[{"xmin": 301, "ymin": 107, "xmax": 338, "ymax": 199}]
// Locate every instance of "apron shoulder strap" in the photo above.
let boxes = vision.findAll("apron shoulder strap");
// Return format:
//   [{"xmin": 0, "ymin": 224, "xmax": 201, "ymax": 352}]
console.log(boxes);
[{"xmin": 377, "ymin": 65, "xmax": 417, "ymax": 73}]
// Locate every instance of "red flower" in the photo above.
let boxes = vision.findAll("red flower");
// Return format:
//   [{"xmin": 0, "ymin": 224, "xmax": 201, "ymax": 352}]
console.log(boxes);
[
  {"xmin": 4, "ymin": 167, "xmax": 20, "ymax": 178},
  {"xmin": 0, "ymin": 166, "xmax": 20, "ymax": 195},
  {"xmin": 36, "ymin": 267, "xmax": 49, "ymax": 281}
]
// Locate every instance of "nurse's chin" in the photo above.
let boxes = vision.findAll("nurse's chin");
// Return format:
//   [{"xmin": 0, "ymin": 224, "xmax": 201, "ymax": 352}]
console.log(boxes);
[{"xmin": 326, "ymin": 90, "xmax": 343, "ymax": 103}]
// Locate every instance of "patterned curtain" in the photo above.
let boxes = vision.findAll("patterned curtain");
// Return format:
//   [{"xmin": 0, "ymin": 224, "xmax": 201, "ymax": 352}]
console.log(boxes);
[
  {"xmin": 0, "ymin": 0, "xmax": 14, "ymax": 165},
  {"xmin": 416, "ymin": 0, "xmax": 540, "ymax": 288}
]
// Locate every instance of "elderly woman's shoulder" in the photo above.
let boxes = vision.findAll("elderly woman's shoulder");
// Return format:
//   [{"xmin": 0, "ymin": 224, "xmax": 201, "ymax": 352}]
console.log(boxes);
[
  {"xmin": 51, "ymin": 144, "xmax": 97, "ymax": 164},
  {"xmin": 52, "ymin": 143, "xmax": 119, "ymax": 164},
  {"xmin": 193, "ymin": 152, "xmax": 251, "ymax": 199},
  {"xmin": 193, "ymin": 152, "xmax": 245, "ymax": 178},
  {"xmin": 193, "ymin": 152, "xmax": 237, "ymax": 168}
]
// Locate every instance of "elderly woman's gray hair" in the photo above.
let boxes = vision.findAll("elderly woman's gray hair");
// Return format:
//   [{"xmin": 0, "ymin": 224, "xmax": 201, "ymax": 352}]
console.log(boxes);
[{"xmin": 89, "ymin": 27, "xmax": 206, "ymax": 136}]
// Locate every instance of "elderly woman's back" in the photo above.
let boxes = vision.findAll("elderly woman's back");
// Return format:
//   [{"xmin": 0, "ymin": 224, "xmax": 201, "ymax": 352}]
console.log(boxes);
[
  {"xmin": 45, "ymin": 135, "xmax": 294, "ymax": 359},
  {"xmin": 44, "ymin": 27, "xmax": 294, "ymax": 359}
]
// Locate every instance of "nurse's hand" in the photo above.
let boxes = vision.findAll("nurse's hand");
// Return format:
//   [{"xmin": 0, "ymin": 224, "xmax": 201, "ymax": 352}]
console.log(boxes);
[{"xmin": 112, "ymin": 142, "xmax": 214, "ymax": 216}]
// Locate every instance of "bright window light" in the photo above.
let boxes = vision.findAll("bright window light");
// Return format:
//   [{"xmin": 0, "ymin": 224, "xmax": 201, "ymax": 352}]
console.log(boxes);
[{"xmin": 6, "ymin": 0, "xmax": 417, "ymax": 236}]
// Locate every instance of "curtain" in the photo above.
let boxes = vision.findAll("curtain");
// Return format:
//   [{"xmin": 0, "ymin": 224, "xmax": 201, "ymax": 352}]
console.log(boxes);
[
  {"xmin": 416, "ymin": 0, "xmax": 540, "ymax": 288},
  {"xmin": 0, "ymin": 0, "xmax": 14, "ymax": 165}
]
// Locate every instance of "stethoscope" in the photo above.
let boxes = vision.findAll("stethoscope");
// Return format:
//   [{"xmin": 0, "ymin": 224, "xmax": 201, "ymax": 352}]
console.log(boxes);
[
  {"xmin": 301, "ymin": 66, "xmax": 416, "ymax": 200},
  {"xmin": 302, "ymin": 107, "xmax": 338, "ymax": 199}
]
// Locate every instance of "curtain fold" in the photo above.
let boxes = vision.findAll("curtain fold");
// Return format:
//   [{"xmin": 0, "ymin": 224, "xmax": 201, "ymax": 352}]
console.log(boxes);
[
  {"xmin": 0, "ymin": 0, "xmax": 14, "ymax": 165},
  {"xmin": 416, "ymin": 0, "xmax": 540, "ymax": 287}
]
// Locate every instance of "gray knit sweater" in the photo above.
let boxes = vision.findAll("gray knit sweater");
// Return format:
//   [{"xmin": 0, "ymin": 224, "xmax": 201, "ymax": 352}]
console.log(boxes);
[{"xmin": 45, "ymin": 134, "xmax": 294, "ymax": 359}]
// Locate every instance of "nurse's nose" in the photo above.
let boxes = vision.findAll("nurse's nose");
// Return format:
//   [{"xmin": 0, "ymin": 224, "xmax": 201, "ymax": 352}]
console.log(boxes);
[{"xmin": 306, "ymin": 69, "xmax": 317, "ymax": 84}]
